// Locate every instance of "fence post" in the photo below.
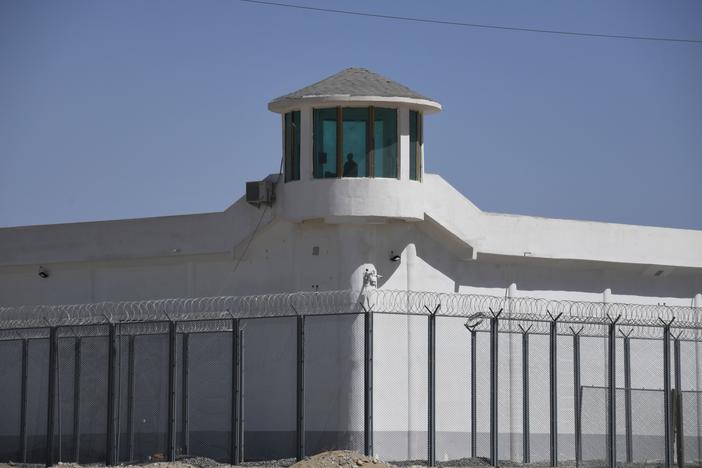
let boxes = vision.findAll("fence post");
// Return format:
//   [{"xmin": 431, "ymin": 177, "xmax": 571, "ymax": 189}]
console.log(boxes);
[
  {"xmin": 518, "ymin": 325, "xmax": 531, "ymax": 464},
  {"xmin": 549, "ymin": 312, "xmax": 563, "ymax": 467},
  {"xmin": 19, "ymin": 338, "xmax": 28, "ymax": 463},
  {"xmin": 571, "ymin": 327, "xmax": 583, "ymax": 467},
  {"xmin": 239, "ymin": 327, "xmax": 246, "ymax": 462},
  {"xmin": 296, "ymin": 314, "xmax": 305, "ymax": 461},
  {"xmin": 606, "ymin": 315, "xmax": 620, "ymax": 468},
  {"xmin": 673, "ymin": 335, "xmax": 683, "ymax": 468},
  {"xmin": 363, "ymin": 304, "xmax": 374, "ymax": 457},
  {"xmin": 489, "ymin": 308, "xmax": 502, "ymax": 467},
  {"xmin": 661, "ymin": 318, "xmax": 674, "ymax": 468},
  {"xmin": 73, "ymin": 337, "xmax": 82, "ymax": 463},
  {"xmin": 106, "ymin": 322, "xmax": 118, "ymax": 466},
  {"xmin": 46, "ymin": 326, "xmax": 58, "ymax": 467},
  {"xmin": 464, "ymin": 317, "xmax": 482, "ymax": 460},
  {"xmin": 182, "ymin": 333, "xmax": 190, "ymax": 456},
  {"xmin": 126, "ymin": 335, "xmax": 135, "ymax": 461},
  {"xmin": 426, "ymin": 305, "xmax": 439, "ymax": 467},
  {"xmin": 695, "ymin": 294, "xmax": 702, "ymax": 465},
  {"xmin": 167, "ymin": 321, "xmax": 178, "ymax": 461},
  {"xmin": 471, "ymin": 328, "xmax": 477, "ymax": 458},
  {"xmin": 231, "ymin": 317, "xmax": 243, "ymax": 464},
  {"xmin": 621, "ymin": 330, "xmax": 633, "ymax": 464}
]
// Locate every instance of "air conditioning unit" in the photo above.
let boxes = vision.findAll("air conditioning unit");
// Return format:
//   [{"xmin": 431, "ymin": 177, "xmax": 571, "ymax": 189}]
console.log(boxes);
[{"xmin": 246, "ymin": 180, "xmax": 275, "ymax": 207}]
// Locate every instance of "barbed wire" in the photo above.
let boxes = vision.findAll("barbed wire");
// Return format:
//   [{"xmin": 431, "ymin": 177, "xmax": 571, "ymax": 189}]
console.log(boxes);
[{"xmin": 0, "ymin": 289, "xmax": 699, "ymax": 340}]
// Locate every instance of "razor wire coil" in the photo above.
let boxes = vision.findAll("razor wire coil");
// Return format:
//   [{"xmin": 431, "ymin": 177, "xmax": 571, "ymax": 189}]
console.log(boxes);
[{"xmin": 0, "ymin": 289, "xmax": 700, "ymax": 340}]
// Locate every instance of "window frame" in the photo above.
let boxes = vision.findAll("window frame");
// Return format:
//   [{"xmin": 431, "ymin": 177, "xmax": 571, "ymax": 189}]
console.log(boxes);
[
  {"xmin": 371, "ymin": 106, "xmax": 400, "ymax": 179},
  {"xmin": 284, "ymin": 110, "xmax": 301, "ymax": 182},
  {"xmin": 312, "ymin": 107, "xmax": 339, "ymax": 179},
  {"xmin": 409, "ymin": 110, "xmax": 423, "ymax": 182}
]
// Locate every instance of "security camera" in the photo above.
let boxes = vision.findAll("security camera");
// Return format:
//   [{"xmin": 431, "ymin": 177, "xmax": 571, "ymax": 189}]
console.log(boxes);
[
  {"xmin": 389, "ymin": 250, "xmax": 401, "ymax": 262},
  {"xmin": 38, "ymin": 266, "xmax": 49, "ymax": 279}
]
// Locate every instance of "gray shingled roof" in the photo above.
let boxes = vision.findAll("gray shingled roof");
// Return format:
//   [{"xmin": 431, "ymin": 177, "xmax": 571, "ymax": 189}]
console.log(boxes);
[{"xmin": 270, "ymin": 67, "xmax": 434, "ymax": 103}]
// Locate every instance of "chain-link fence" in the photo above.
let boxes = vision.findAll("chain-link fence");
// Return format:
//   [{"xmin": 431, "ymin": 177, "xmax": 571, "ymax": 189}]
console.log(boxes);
[{"xmin": 0, "ymin": 289, "xmax": 701, "ymax": 467}]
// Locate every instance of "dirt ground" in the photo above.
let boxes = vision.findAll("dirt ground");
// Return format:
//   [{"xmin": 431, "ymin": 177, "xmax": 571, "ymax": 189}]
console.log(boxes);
[
  {"xmin": 0, "ymin": 451, "xmax": 396, "ymax": 468},
  {"xmin": 1, "ymin": 450, "xmax": 550, "ymax": 468},
  {"xmin": 289, "ymin": 450, "xmax": 395, "ymax": 468}
]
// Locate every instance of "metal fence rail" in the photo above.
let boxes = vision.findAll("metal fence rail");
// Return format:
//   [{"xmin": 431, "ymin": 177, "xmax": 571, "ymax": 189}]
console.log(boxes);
[{"xmin": 0, "ymin": 289, "xmax": 700, "ymax": 467}]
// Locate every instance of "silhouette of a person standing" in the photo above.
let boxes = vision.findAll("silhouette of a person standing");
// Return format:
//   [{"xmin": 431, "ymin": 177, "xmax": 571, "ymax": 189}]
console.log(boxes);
[{"xmin": 343, "ymin": 153, "xmax": 358, "ymax": 177}]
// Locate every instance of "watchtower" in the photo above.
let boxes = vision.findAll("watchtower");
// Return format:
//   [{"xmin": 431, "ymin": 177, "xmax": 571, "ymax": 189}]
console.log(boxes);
[{"xmin": 268, "ymin": 67, "xmax": 442, "ymax": 224}]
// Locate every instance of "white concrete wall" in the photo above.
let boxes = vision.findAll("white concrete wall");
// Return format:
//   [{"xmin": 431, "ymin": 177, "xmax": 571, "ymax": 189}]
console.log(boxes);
[
  {"xmin": 2, "ymin": 216, "xmax": 701, "ymax": 460},
  {"xmin": 1, "ymin": 172, "xmax": 702, "ymax": 462}
]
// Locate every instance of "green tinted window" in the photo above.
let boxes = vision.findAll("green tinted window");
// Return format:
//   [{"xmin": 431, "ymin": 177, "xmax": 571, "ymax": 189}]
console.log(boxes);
[
  {"xmin": 313, "ymin": 106, "xmax": 403, "ymax": 180},
  {"xmin": 284, "ymin": 111, "xmax": 300, "ymax": 182},
  {"xmin": 409, "ymin": 110, "xmax": 421, "ymax": 181},
  {"xmin": 313, "ymin": 108, "xmax": 338, "ymax": 178},
  {"xmin": 373, "ymin": 108, "xmax": 397, "ymax": 178},
  {"xmin": 342, "ymin": 107, "xmax": 368, "ymax": 177}
]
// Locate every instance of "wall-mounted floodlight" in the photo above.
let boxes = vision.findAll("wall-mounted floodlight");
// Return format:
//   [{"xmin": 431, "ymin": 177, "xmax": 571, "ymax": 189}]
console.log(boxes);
[
  {"xmin": 38, "ymin": 266, "xmax": 49, "ymax": 279},
  {"xmin": 389, "ymin": 250, "xmax": 401, "ymax": 262}
]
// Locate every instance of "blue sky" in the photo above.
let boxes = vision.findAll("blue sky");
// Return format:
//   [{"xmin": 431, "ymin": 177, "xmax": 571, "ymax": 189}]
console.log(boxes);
[{"xmin": 1, "ymin": 0, "xmax": 701, "ymax": 229}]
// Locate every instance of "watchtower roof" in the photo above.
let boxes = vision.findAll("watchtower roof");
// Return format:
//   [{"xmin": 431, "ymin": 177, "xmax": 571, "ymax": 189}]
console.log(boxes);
[{"xmin": 268, "ymin": 67, "xmax": 442, "ymax": 113}]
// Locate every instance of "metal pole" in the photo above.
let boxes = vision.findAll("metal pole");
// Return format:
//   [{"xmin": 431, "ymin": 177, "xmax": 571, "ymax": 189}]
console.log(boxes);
[
  {"xmin": 106, "ymin": 323, "xmax": 118, "ymax": 466},
  {"xmin": 673, "ymin": 337, "xmax": 683, "ymax": 468},
  {"xmin": 522, "ymin": 328, "xmax": 530, "ymax": 463},
  {"xmin": 73, "ymin": 337, "xmax": 82, "ymax": 463},
  {"xmin": 622, "ymin": 333, "xmax": 633, "ymax": 464},
  {"xmin": 239, "ymin": 327, "xmax": 245, "ymax": 463},
  {"xmin": 57, "ymin": 336, "xmax": 62, "ymax": 464},
  {"xmin": 427, "ymin": 307, "xmax": 437, "ymax": 467},
  {"xmin": 114, "ymin": 333, "xmax": 121, "ymax": 464},
  {"xmin": 549, "ymin": 313, "xmax": 562, "ymax": 467},
  {"xmin": 572, "ymin": 330, "xmax": 582, "ymax": 466},
  {"xmin": 662, "ymin": 320, "xmax": 673, "ymax": 468},
  {"xmin": 606, "ymin": 316, "xmax": 619, "ymax": 468},
  {"xmin": 364, "ymin": 307, "xmax": 374, "ymax": 456},
  {"xmin": 231, "ymin": 318, "xmax": 242, "ymax": 465},
  {"xmin": 167, "ymin": 321, "xmax": 177, "ymax": 461},
  {"xmin": 471, "ymin": 329, "xmax": 477, "ymax": 459},
  {"xmin": 182, "ymin": 333, "xmax": 190, "ymax": 456},
  {"xmin": 697, "ymin": 296, "xmax": 702, "ymax": 468},
  {"xmin": 46, "ymin": 327, "xmax": 58, "ymax": 467},
  {"xmin": 20, "ymin": 339, "xmax": 28, "ymax": 463},
  {"xmin": 296, "ymin": 314, "xmax": 305, "ymax": 461},
  {"xmin": 126, "ymin": 335, "xmax": 135, "ymax": 461},
  {"xmin": 489, "ymin": 309, "xmax": 501, "ymax": 467}
]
